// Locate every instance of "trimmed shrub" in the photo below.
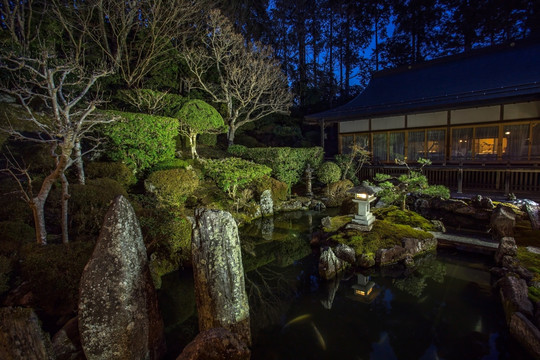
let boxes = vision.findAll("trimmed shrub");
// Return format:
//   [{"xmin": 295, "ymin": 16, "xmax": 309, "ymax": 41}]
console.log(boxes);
[
  {"xmin": 0, "ymin": 179, "xmax": 33, "ymax": 224},
  {"xmin": 69, "ymin": 178, "xmax": 128, "ymax": 238},
  {"xmin": 198, "ymin": 133, "xmax": 218, "ymax": 146},
  {"xmin": 227, "ymin": 146, "xmax": 324, "ymax": 191},
  {"xmin": 0, "ymin": 255, "xmax": 12, "ymax": 296},
  {"xmin": 0, "ymin": 221, "xmax": 35, "ymax": 256},
  {"xmin": 151, "ymin": 159, "xmax": 190, "ymax": 172},
  {"xmin": 20, "ymin": 241, "xmax": 95, "ymax": 315},
  {"xmin": 102, "ymin": 110, "xmax": 179, "ymax": 173},
  {"xmin": 252, "ymin": 175, "xmax": 288, "ymax": 203},
  {"xmin": 85, "ymin": 161, "xmax": 136, "ymax": 188},
  {"xmin": 204, "ymin": 157, "xmax": 272, "ymax": 199},
  {"xmin": 317, "ymin": 161, "xmax": 341, "ymax": 185},
  {"xmin": 145, "ymin": 168, "xmax": 199, "ymax": 208}
]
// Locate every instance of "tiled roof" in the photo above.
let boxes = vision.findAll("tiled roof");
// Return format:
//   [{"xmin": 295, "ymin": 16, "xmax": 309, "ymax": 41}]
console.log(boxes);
[{"xmin": 305, "ymin": 39, "xmax": 540, "ymax": 122}]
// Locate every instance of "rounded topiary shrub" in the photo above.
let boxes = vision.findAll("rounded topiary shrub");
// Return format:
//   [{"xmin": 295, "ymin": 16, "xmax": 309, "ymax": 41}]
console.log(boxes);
[
  {"xmin": 70, "ymin": 178, "xmax": 128, "ymax": 238},
  {"xmin": 252, "ymin": 175, "xmax": 288, "ymax": 203},
  {"xmin": 0, "ymin": 221, "xmax": 35, "ymax": 256},
  {"xmin": 151, "ymin": 159, "xmax": 190, "ymax": 172},
  {"xmin": 317, "ymin": 161, "xmax": 342, "ymax": 185},
  {"xmin": 85, "ymin": 161, "xmax": 136, "ymax": 188},
  {"xmin": 145, "ymin": 168, "xmax": 199, "ymax": 208}
]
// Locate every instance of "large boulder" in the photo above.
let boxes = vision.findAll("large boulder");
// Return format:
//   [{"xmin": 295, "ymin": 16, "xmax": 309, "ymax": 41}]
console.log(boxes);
[
  {"xmin": 376, "ymin": 245, "xmax": 407, "ymax": 266},
  {"xmin": 490, "ymin": 205, "xmax": 516, "ymax": 239},
  {"xmin": 0, "ymin": 307, "xmax": 52, "ymax": 359},
  {"xmin": 509, "ymin": 312, "xmax": 540, "ymax": 359},
  {"xmin": 402, "ymin": 237, "xmax": 437, "ymax": 255},
  {"xmin": 525, "ymin": 202, "xmax": 540, "ymax": 230},
  {"xmin": 499, "ymin": 275, "xmax": 534, "ymax": 321},
  {"xmin": 334, "ymin": 243, "xmax": 356, "ymax": 265},
  {"xmin": 176, "ymin": 328, "xmax": 250, "ymax": 360},
  {"xmin": 495, "ymin": 237, "xmax": 518, "ymax": 265},
  {"xmin": 260, "ymin": 189, "xmax": 273, "ymax": 217},
  {"xmin": 319, "ymin": 247, "xmax": 346, "ymax": 280},
  {"xmin": 192, "ymin": 208, "xmax": 251, "ymax": 346},
  {"xmin": 78, "ymin": 195, "xmax": 165, "ymax": 360}
]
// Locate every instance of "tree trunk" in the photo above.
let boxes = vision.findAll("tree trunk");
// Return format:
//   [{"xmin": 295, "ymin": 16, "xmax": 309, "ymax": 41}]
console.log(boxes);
[
  {"xmin": 30, "ymin": 200, "xmax": 47, "ymax": 246},
  {"xmin": 189, "ymin": 134, "xmax": 198, "ymax": 159},
  {"xmin": 60, "ymin": 173, "xmax": 69, "ymax": 244},
  {"xmin": 74, "ymin": 140, "xmax": 85, "ymax": 185},
  {"xmin": 227, "ymin": 126, "xmax": 236, "ymax": 147}
]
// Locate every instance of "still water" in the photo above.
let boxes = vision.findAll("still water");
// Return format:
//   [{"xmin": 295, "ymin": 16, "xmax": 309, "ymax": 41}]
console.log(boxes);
[{"xmin": 160, "ymin": 210, "xmax": 532, "ymax": 360}]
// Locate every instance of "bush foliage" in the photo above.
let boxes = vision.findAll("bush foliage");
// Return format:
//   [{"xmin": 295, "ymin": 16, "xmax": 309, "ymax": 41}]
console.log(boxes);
[
  {"xmin": 102, "ymin": 111, "xmax": 179, "ymax": 173},
  {"xmin": 228, "ymin": 145, "xmax": 323, "ymax": 190},
  {"xmin": 317, "ymin": 161, "xmax": 342, "ymax": 185},
  {"xmin": 204, "ymin": 157, "xmax": 272, "ymax": 198},
  {"xmin": 85, "ymin": 161, "xmax": 137, "ymax": 188},
  {"xmin": 145, "ymin": 168, "xmax": 200, "ymax": 208}
]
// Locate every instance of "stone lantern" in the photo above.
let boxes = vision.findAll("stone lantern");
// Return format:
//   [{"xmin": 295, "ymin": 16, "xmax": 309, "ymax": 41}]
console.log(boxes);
[{"xmin": 347, "ymin": 184, "xmax": 377, "ymax": 230}]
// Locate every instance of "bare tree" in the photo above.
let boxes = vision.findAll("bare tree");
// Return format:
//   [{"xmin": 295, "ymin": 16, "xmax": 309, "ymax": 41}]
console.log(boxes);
[
  {"xmin": 81, "ymin": 0, "xmax": 202, "ymax": 88},
  {"xmin": 0, "ymin": 2, "xmax": 114, "ymax": 245},
  {"xmin": 182, "ymin": 9, "xmax": 293, "ymax": 146}
]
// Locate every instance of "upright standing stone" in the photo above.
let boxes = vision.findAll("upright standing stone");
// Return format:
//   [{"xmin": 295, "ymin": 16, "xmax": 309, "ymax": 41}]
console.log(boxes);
[
  {"xmin": 192, "ymin": 208, "xmax": 251, "ymax": 346},
  {"xmin": 260, "ymin": 189, "xmax": 273, "ymax": 217},
  {"xmin": 0, "ymin": 307, "xmax": 52, "ymax": 360},
  {"xmin": 78, "ymin": 195, "xmax": 165, "ymax": 360}
]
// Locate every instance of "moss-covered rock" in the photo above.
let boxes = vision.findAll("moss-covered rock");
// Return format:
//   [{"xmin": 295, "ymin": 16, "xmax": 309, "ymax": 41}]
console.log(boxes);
[
  {"xmin": 322, "ymin": 215, "xmax": 352, "ymax": 233},
  {"xmin": 328, "ymin": 220, "xmax": 434, "ymax": 267},
  {"xmin": 85, "ymin": 161, "xmax": 136, "ymax": 188},
  {"xmin": 69, "ymin": 178, "xmax": 128, "ymax": 239},
  {"xmin": 252, "ymin": 175, "xmax": 288, "ymax": 204},
  {"xmin": 145, "ymin": 168, "xmax": 199, "ymax": 208},
  {"xmin": 373, "ymin": 206, "xmax": 436, "ymax": 231}
]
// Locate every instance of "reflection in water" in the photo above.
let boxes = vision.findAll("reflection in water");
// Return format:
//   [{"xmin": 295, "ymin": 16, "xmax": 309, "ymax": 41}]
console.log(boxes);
[{"xmin": 159, "ymin": 210, "xmax": 533, "ymax": 360}]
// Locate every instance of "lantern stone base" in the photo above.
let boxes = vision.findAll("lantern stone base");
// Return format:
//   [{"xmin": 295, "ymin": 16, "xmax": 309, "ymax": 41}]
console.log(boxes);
[
  {"xmin": 352, "ymin": 212, "xmax": 375, "ymax": 226},
  {"xmin": 345, "ymin": 222, "xmax": 374, "ymax": 232}
]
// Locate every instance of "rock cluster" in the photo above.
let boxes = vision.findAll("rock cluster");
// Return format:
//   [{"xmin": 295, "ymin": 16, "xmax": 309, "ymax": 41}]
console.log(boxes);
[{"xmin": 176, "ymin": 327, "xmax": 250, "ymax": 360}]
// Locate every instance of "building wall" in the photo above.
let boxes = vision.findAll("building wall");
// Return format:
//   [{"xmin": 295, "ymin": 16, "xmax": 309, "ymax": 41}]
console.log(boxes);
[{"xmin": 338, "ymin": 100, "xmax": 540, "ymax": 164}]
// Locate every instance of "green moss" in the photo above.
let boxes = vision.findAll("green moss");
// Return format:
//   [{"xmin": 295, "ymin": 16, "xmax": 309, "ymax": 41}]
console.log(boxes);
[
  {"xmin": 373, "ymin": 206, "xmax": 436, "ymax": 231},
  {"xmin": 514, "ymin": 220, "xmax": 540, "ymax": 248},
  {"xmin": 0, "ymin": 221, "xmax": 35, "ymax": 256},
  {"xmin": 329, "ymin": 220, "xmax": 433, "ymax": 257},
  {"xmin": 151, "ymin": 159, "xmax": 190, "ymax": 172},
  {"xmin": 70, "ymin": 178, "xmax": 128, "ymax": 239},
  {"xmin": 323, "ymin": 215, "xmax": 352, "ymax": 233},
  {"xmin": 529, "ymin": 286, "xmax": 540, "ymax": 303},
  {"xmin": 145, "ymin": 168, "xmax": 199, "ymax": 208},
  {"xmin": 252, "ymin": 175, "xmax": 288, "ymax": 203},
  {"xmin": 517, "ymin": 247, "xmax": 540, "ymax": 282},
  {"xmin": 85, "ymin": 161, "xmax": 136, "ymax": 188},
  {"xmin": 139, "ymin": 205, "xmax": 193, "ymax": 288},
  {"xmin": 20, "ymin": 241, "xmax": 94, "ymax": 315}
]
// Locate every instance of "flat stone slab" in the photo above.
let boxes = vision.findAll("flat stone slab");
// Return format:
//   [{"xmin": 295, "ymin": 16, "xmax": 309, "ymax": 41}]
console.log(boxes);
[
  {"xmin": 526, "ymin": 246, "xmax": 540, "ymax": 255},
  {"xmin": 430, "ymin": 231, "xmax": 499, "ymax": 250}
]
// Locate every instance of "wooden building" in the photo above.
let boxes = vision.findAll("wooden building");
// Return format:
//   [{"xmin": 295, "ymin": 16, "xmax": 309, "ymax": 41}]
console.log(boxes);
[{"xmin": 305, "ymin": 40, "xmax": 540, "ymax": 195}]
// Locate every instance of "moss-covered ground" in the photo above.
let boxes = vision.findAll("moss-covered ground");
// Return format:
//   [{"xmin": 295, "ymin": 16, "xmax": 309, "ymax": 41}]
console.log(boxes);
[
  {"xmin": 328, "ymin": 218, "xmax": 434, "ymax": 260},
  {"xmin": 373, "ymin": 205, "xmax": 436, "ymax": 231}
]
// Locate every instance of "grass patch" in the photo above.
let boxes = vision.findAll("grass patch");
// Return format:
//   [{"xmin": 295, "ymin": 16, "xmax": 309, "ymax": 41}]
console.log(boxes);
[
  {"xmin": 373, "ymin": 206, "xmax": 435, "ymax": 231},
  {"xmin": 529, "ymin": 286, "xmax": 540, "ymax": 303},
  {"xmin": 323, "ymin": 215, "xmax": 352, "ymax": 232},
  {"xmin": 517, "ymin": 247, "xmax": 540, "ymax": 282},
  {"xmin": 514, "ymin": 220, "xmax": 540, "ymax": 248}
]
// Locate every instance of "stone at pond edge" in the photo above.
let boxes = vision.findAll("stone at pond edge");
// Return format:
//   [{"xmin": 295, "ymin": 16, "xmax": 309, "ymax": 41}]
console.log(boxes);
[
  {"xmin": 376, "ymin": 245, "xmax": 407, "ymax": 266},
  {"xmin": 78, "ymin": 195, "xmax": 165, "ymax": 360},
  {"xmin": 260, "ymin": 189, "xmax": 273, "ymax": 217},
  {"xmin": 495, "ymin": 237, "xmax": 518, "ymax": 265},
  {"xmin": 509, "ymin": 312, "xmax": 540, "ymax": 359},
  {"xmin": 334, "ymin": 243, "xmax": 356, "ymax": 264},
  {"xmin": 490, "ymin": 205, "xmax": 516, "ymax": 239},
  {"xmin": 176, "ymin": 327, "xmax": 250, "ymax": 360},
  {"xmin": 51, "ymin": 316, "xmax": 84, "ymax": 360},
  {"xmin": 0, "ymin": 307, "xmax": 52, "ymax": 359},
  {"xmin": 498, "ymin": 275, "xmax": 534, "ymax": 322},
  {"xmin": 319, "ymin": 247, "xmax": 346, "ymax": 280},
  {"xmin": 192, "ymin": 208, "xmax": 251, "ymax": 346}
]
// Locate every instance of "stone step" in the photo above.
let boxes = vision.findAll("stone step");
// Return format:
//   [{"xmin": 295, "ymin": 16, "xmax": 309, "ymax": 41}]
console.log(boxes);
[{"xmin": 430, "ymin": 231, "xmax": 499, "ymax": 253}]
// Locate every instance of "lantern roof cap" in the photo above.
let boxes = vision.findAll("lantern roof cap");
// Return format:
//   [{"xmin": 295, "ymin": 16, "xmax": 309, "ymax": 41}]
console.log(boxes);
[{"xmin": 347, "ymin": 182, "xmax": 379, "ymax": 196}]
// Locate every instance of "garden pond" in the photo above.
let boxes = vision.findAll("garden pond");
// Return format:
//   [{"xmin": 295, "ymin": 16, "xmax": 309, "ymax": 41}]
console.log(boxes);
[{"xmin": 159, "ymin": 209, "xmax": 533, "ymax": 360}]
